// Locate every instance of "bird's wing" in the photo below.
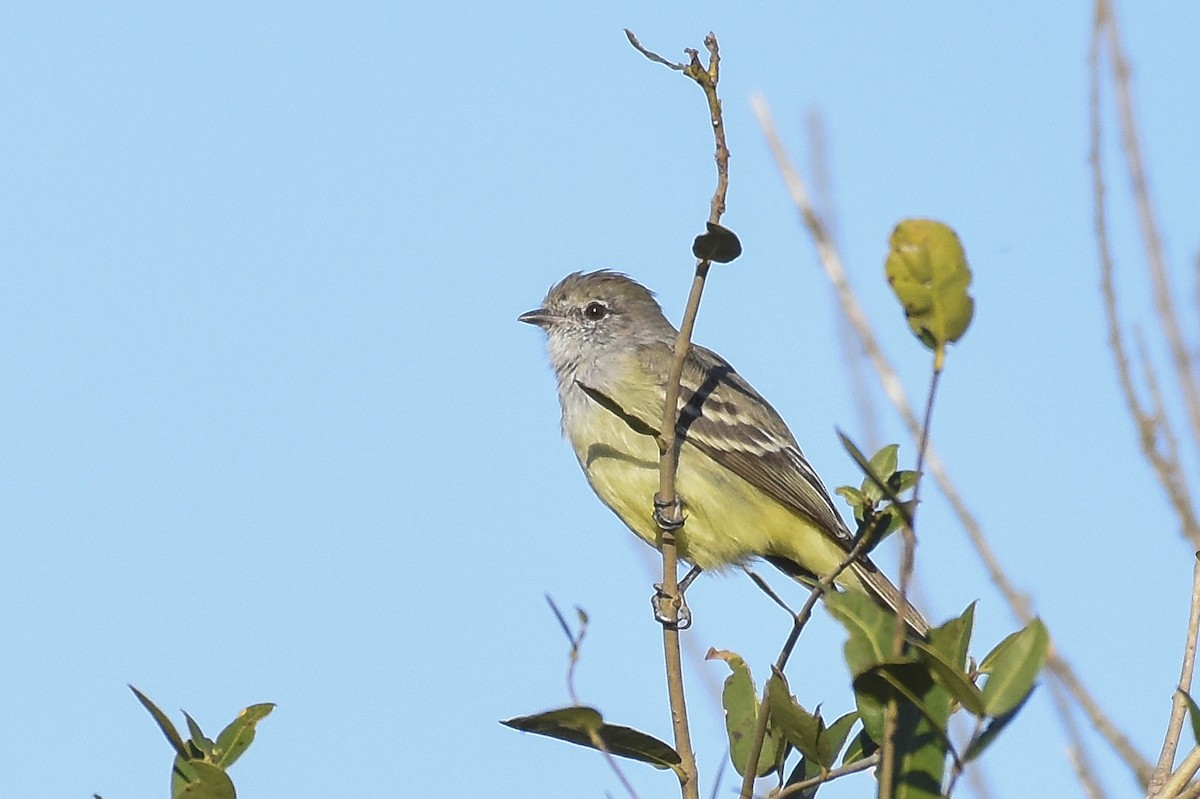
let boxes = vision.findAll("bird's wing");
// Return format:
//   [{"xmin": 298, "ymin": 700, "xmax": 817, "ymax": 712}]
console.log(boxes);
[
  {"xmin": 578, "ymin": 341, "xmax": 854, "ymax": 551},
  {"xmin": 674, "ymin": 344, "xmax": 855, "ymax": 550}
]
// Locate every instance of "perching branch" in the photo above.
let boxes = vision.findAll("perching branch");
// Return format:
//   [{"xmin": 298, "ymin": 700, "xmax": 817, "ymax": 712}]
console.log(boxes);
[{"xmin": 626, "ymin": 29, "xmax": 733, "ymax": 799}]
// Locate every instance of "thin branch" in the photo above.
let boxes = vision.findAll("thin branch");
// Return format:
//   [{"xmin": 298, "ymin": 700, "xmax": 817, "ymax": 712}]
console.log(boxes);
[
  {"xmin": 1069, "ymin": 744, "xmax": 1110, "ymax": 799},
  {"xmin": 1155, "ymin": 747, "xmax": 1200, "ymax": 799},
  {"xmin": 546, "ymin": 597, "xmax": 642, "ymax": 799},
  {"xmin": 754, "ymin": 91, "xmax": 1156, "ymax": 784},
  {"xmin": 1091, "ymin": 2, "xmax": 1200, "ymax": 552},
  {"xmin": 1048, "ymin": 676, "xmax": 1111, "ymax": 799},
  {"xmin": 1149, "ymin": 556, "xmax": 1200, "ymax": 794},
  {"xmin": 1099, "ymin": 0, "xmax": 1200, "ymax": 457},
  {"xmin": 624, "ymin": 29, "xmax": 686, "ymax": 71},
  {"xmin": 628, "ymin": 29, "xmax": 733, "ymax": 799},
  {"xmin": 774, "ymin": 752, "xmax": 881, "ymax": 798}
]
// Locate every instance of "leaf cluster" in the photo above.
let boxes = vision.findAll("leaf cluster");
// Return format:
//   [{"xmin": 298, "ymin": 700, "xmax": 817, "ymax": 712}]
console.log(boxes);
[{"xmin": 125, "ymin": 686, "xmax": 274, "ymax": 799}]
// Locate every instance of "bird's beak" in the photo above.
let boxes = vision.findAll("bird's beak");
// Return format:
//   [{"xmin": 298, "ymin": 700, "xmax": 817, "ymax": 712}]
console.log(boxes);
[{"xmin": 518, "ymin": 308, "xmax": 558, "ymax": 328}]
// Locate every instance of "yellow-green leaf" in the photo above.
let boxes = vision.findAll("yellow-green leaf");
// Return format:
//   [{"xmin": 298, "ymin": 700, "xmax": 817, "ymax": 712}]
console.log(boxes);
[
  {"xmin": 211, "ymin": 703, "xmax": 274, "ymax": 770},
  {"xmin": 885, "ymin": 219, "xmax": 975, "ymax": 354},
  {"xmin": 707, "ymin": 648, "xmax": 783, "ymax": 777},
  {"xmin": 979, "ymin": 618, "xmax": 1049, "ymax": 717},
  {"xmin": 501, "ymin": 706, "xmax": 681, "ymax": 769}
]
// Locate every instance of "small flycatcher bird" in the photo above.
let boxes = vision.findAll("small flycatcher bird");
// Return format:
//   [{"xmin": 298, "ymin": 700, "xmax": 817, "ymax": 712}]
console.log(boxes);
[{"xmin": 519, "ymin": 270, "xmax": 928, "ymax": 636}]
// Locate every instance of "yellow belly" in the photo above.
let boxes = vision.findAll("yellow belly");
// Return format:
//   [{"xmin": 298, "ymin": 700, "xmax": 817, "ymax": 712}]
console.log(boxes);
[{"xmin": 573, "ymin": 418, "xmax": 860, "ymax": 590}]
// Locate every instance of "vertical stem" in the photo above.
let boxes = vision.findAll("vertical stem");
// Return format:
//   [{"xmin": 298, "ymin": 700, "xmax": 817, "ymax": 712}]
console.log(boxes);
[{"xmin": 627, "ymin": 30, "xmax": 731, "ymax": 799}]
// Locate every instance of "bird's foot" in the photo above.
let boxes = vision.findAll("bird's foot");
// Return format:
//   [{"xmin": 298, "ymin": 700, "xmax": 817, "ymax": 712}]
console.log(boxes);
[
  {"xmin": 651, "ymin": 583, "xmax": 692, "ymax": 629},
  {"xmin": 653, "ymin": 494, "xmax": 684, "ymax": 531}
]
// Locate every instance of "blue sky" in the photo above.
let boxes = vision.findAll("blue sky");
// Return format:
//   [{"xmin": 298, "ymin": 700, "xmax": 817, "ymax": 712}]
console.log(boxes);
[{"xmin": 3, "ymin": 3, "xmax": 1199, "ymax": 797}]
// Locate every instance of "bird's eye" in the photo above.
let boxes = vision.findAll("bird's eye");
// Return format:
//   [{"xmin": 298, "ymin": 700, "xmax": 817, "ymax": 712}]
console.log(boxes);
[{"xmin": 583, "ymin": 301, "xmax": 608, "ymax": 321}]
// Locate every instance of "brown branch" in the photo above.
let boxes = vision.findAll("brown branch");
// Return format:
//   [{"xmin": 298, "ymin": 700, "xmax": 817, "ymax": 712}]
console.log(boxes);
[
  {"xmin": 1149, "ymin": 556, "xmax": 1200, "ymax": 794},
  {"xmin": 755, "ymin": 91, "xmax": 1156, "ymax": 785},
  {"xmin": 627, "ymin": 29, "xmax": 732, "ymax": 799},
  {"xmin": 1155, "ymin": 747, "xmax": 1200, "ymax": 799},
  {"xmin": 1098, "ymin": 0, "xmax": 1200, "ymax": 459},
  {"xmin": 1091, "ymin": 1, "xmax": 1200, "ymax": 551},
  {"xmin": 774, "ymin": 752, "xmax": 881, "ymax": 798}
]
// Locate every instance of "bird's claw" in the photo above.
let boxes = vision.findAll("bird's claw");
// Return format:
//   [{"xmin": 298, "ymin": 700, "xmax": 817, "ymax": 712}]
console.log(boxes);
[
  {"xmin": 651, "ymin": 582, "xmax": 692, "ymax": 630},
  {"xmin": 653, "ymin": 494, "xmax": 685, "ymax": 532}
]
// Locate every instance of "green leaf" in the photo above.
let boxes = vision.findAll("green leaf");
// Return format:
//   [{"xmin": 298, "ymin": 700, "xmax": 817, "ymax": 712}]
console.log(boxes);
[
  {"xmin": 826, "ymin": 591, "xmax": 893, "ymax": 741},
  {"xmin": 835, "ymin": 486, "xmax": 867, "ymax": 520},
  {"xmin": 837, "ymin": 431, "xmax": 912, "ymax": 534},
  {"xmin": 826, "ymin": 591, "xmax": 892, "ymax": 674},
  {"xmin": 964, "ymin": 690, "xmax": 1034, "ymax": 762},
  {"xmin": 783, "ymin": 755, "xmax": 824, "ymax": 799},
  {"xmin": 707, "ymin": 648, "xmax": 783, "ymax": 777},
  {"xmin": 853, "ymin": 661, "xmax": 941, "ymax": 736},
  {"xmin": 885, "ymin": 218, "xmax": 975, "ymax": 354},
  {"xmin": 129, "ymin": 685, "xmax": 189, "ymax": 760},
  {"xmin": 912, "ymin": 602, "xmax": 985, "ymax": 716},
  {"xmin": 211, "ymin": 703, "xmax": 275, "ymax": 770},
  {"xmin": 912, "ymin": 642, "xmax": 985, "ymax": 717},
  {"xmin": 889, "ymin": 470, "xmax": 920, "ymax": 495},
  {"xmin": 979, "ymin": 618, "xmax": 1049, "ymax": 717},
  {"xmin": 841, "ymin": 728, "xmax": 877, "ymax": 767},
  {"xmin": 171, "ymin": 759, "xmax": 236, "ymax": 799},
  {"xmin": 766, "ymin": 673, "xmax": 823, "ymax": 763},
  {"xmin": 501, "ymin": 706, "xmax": 681, "ymax": 769},
  {"xmin": 1184, "ymin": 691, "xmax": 1200, "ymax": 746},
  {"xmin": 868, "ymin": 445, "xmax": 900, "ymax": 486},
  {"xmin": 853, "ymin": 661, "xmax": 949, "ymax": 799},
  {"xmin": 820, "ymin": 711, "xmax": 860, "ymax": 769},
  {"xmin": 692, "ymin": 222, "xmax": 742, "ymax": 263},
  {"xmin": 183, "ymin": 712, "xmax": 214, "ymax": 760}
]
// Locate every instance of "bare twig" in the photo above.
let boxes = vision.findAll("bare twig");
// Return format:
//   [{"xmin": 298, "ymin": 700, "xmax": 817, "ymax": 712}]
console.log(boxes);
[
  {"xmin": 754, "ymin": 91, "xmax": 1156, "ymax": 784},
  {"xmin": 774, "ymin": 752, "xmax": 881, "ymax": 798},
  {"xmin": 624, "ymin": 29, "xmax": 686, "ymax": 72},
  {"xmin": 1098, "ymin": 0, "xmax": 1200, "ymax": 460},
  {"xmin": 546, "ymin": 597, "xmax": 642, "ymax": 799},
  {"xmin": 1048, "ymin": 677, "xmax": 1111, "ymax": 799},
  {"xmin": 1149, "ymin": 557, "xmax": 1200, "ymax": 794},
  {"xmin": 628, "ymin": 29, "xmax": 733, "ymax": 799},
  {"xmin": 1156, "ymin": 747, "xmax": 1200, "ymax": 799},
  {"xmin": 1091, "ymin": 4, "xmax": 1200, "ymax": 552},
  {"xmin": 1069, "ymin": 743, "xmax": 1110, "ymax": 799}
]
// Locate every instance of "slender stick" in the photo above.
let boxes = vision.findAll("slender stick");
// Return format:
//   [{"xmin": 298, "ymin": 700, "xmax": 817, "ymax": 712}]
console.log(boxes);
[
  {"xmin": 1154, "ymin": 747, "xmax": 1200, "ymax": 799},
  {"xmin": 627, "ymin": 30, "xmax": 732, "ymax": 799},
  {"xmin": 775, "ymin": 753, "xmax": 882, "ymax": 798},
  {"xmin": 1148, "ymin": 557, "xmax": 1200, "ymax": 795},
  {"xmin": 1099, "ymin": 0, "xmax": 1200, "ymax": 465}
]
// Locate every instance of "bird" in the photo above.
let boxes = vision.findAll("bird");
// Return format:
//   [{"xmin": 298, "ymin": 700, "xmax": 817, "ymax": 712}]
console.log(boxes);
[{"xmin": 519, "ymin": 270, "xmax": 928, "ymax": 636}]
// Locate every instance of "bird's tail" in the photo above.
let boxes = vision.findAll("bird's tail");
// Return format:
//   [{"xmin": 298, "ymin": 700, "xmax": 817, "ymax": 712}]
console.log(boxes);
[
  {"xmin": 847, "ymin": 560, "xmax": 930, "ymax": 639},
  {"xmin": 764, "ymin": 555, "xmax": 930, "ymax": 639}
]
